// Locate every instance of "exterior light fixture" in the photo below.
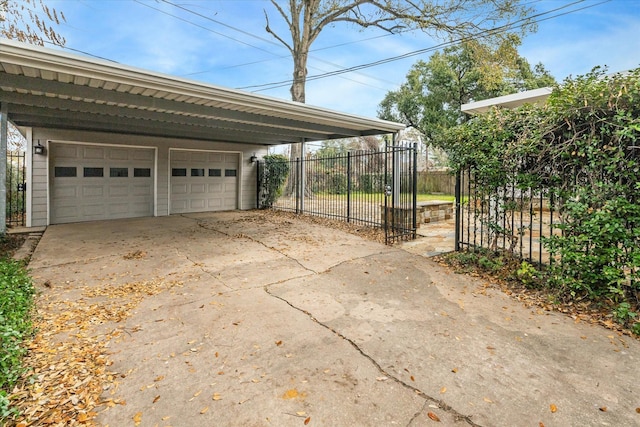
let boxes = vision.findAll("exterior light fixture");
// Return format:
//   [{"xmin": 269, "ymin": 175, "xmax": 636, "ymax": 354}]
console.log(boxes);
[
  {"xmin": 34, "ymin": 142, "xmax": 46, "ymax": 155},
  {"xmin": 250, "ymin": 153, "xmax": 258, "ymax": 163}
]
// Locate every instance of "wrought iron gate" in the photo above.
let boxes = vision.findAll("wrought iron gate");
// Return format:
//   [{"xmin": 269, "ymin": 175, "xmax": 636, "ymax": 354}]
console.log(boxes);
[
  {"xmin": 260, "ymin": 143, "xmax": 417, "ymax": 245},
  {"xmin": 6, "ymin": 151, "xmax": 26, "ymax": 227},
  {"xmin": 383, "ymin": 143, "xmax": 418, "ymax": 244}
]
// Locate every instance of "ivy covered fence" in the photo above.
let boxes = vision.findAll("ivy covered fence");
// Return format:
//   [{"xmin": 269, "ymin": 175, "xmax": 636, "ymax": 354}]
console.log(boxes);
[{"xmin": 443, "ymin": 67, "xmax": 640, "ymax": 333}]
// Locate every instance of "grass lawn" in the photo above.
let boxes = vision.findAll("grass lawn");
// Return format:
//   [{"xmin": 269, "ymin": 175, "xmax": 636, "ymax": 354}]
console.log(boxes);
[{"xmin": 417, "ymin": 194, "xmax": 455, "ymax": 202}]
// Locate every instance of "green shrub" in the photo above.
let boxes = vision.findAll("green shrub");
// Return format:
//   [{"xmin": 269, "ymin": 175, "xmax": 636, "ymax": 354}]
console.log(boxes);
[
  {"xmin": 443, "ymin": 66, "xmax": 640, "ymax": 308},
  {"xmin": 516, "ymin": 261, "xmax": 540, "ymax": 288},
  {"xmin": 0, "ymin": 258, "xmax": 35, "ymax": 418},
  {"xmin": 259, "ymin": 154, "xmax": 290, "ymax": 208},
  {"xmin": 359, "ymin": 173, "xmax": 384, "ymax": 193},
  {"xmin": 327, "ymin": 172, "xmax": 347, "ymax": 194}
]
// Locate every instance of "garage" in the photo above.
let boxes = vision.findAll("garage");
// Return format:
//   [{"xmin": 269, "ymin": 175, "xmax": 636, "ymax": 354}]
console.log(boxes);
[
  {"xmin": 170, "ymin": 150, "xmax": 238, "ymax": 214},
  {"xmin": 0, "ymin": 39, "xmax": 405, "ymax": 230},
  {"xmin": 50, "ymin": 143, "xmax": 155, "ymax": 224}
]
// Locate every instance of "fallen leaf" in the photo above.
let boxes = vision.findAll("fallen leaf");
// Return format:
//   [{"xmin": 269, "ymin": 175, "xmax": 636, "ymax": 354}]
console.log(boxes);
[
  {"xmin": 451, "ymin": 368, "xmax": 458, "ymax": 373},
  {"xmin": 283, "ymin": 389, "xmax": 299, "ymax": 399},
  {"xmin": 410, "ymin": 375, "xmax": 415, "ymax": 381},
  {"xmin": 162, "ymin": 416, "xmax": 170, "ymax": 421},
  {"xmin": 276, "ymin": 340, "xmax": 283, "ymax": 346},
  {"xmin": 376, "ymin": 376, "xmax": 388, "ymax": 381},
  {"xmin": 77, "ymin": 412, "xmax": 89, "ymax": 423},
  {"xmin": 200, "ymin": 406, "xmax": 209, "ymax": 414},
  {"xmin": 133, "ymin": 411, "xmax": 142, "ymax": 426},
  {"xmin": 636, "ymin": 407, "xmax": 640, "ymax": 413},
  {"xmin": 440, "ymin": 387, "xmax": 446, "ymax": 394},
  {"xmin": 304, "ymin": 417, "xmax": 311, "ymax": 425},
  {"xmin": 154, "ymin": 375, "xmax": 165, "ymax": 382},
  {"xmin": 599, "ymin": 406, "xmax": 607, "ymax": 412},
  {"xmin": 427, "ymin": 411, "xmax": 441, "ymax": 422},
  {"xmin": 296, "ymin": 411, "xmax": 306, "ymax": 416},
  {"xmin": 212, "ymin": 393, "xmax": 222, "ymax": 401},
  {"xmin": 193, "ymin": 390, "xmax": 202, "ymax": 397},
  {"xmin": 153, "ymin": 395, "xmax": 161, "ymax": 403},
  {"xmin": 539, "ymin": 423, "xmax": 545, "ymax": 427},
  {"xmin": 550, "ymin": 404, "xmax": 558, "ymax": 413},
  {"xmin": 483, "ymin": 397, "xmax": 493, "ymax": 403}
]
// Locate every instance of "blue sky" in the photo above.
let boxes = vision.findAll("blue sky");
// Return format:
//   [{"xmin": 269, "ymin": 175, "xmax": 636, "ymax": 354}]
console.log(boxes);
[{"xmin": 45, "ymin": 0, "xmax": 640, "ymax": 118}]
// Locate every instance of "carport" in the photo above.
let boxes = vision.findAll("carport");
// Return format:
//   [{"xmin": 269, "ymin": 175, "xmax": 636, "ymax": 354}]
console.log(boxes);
[{"xmin": 0, "ymin": 38, "xmax": 404, "ymax": 231}]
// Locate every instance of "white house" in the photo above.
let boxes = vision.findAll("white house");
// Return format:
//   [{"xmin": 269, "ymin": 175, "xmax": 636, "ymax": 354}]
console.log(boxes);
[{"xmin": 0, "ymin": 39, "xmax": 404, "ymax": 230}]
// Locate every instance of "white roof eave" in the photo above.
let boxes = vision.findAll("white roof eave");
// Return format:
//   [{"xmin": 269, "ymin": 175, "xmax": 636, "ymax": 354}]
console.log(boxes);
[{"xmin": 461, "ymin": 87, "xmax": 553, "ymax": 115}]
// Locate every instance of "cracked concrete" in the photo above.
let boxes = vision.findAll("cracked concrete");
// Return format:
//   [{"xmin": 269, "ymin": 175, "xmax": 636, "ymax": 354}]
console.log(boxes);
[{"xmin": 28, "ymin": 211, "xmax": 640, "ymax": 426}]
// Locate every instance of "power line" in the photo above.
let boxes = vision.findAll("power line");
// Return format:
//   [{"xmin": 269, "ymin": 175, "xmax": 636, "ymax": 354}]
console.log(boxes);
[
  {"xmin": 156, "ymin": 0, "xmax": 401, "ymax": 88},
  {"xmin": 241, "ymin": 0, "xmax": 609, "ymax": 93}
]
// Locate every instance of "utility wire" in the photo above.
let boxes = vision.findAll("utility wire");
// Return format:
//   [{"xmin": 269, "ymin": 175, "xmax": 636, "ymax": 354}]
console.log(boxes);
[
  {"xmin": 156, "ymin": 0, "xmax": 400, "ymax": 87},
  {"xmin": 242, "ymin": 0, "xmax": 607, "ymax": 92}
]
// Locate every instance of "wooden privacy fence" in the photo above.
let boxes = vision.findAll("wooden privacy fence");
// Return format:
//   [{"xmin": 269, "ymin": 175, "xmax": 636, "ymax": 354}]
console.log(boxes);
[{"xmin": 417, "ymin": 170, "xmax": 455, "ymax": 195}]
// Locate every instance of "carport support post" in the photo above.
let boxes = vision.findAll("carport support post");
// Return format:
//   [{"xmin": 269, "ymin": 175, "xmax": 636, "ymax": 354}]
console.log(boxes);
[
  {"xmin": 299, "ymin": 139, "xmax": 306, "ymax": 214},
  {"xmin": 392, "ymin": 133, "xmax": 401, "ymax": 205},
  {"xmin": 0, "ymin": 102, "xmax": 7, "ymax": 234}
]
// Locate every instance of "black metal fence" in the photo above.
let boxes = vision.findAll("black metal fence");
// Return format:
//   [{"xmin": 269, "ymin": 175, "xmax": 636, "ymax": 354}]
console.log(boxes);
[
  {"xmin": 262, "ymin": 144, "xmax": 417, "ymax": 244},
  {"xmin": 6, "ymin": 151, "xmax": 26, "ymax": 227},
  {"xmin": 455, "ymin": 167, "xmax": 558, "ymax": 265}
]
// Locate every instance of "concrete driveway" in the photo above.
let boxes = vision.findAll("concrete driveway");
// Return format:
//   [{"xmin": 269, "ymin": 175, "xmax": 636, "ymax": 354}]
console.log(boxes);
[{"xmin": 29, "ymin": 211, "xmax": 640, "ymax": 426}]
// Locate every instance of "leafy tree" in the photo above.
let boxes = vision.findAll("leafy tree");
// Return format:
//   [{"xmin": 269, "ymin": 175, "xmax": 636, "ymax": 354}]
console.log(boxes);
[
  {"xmin": 264, "ymin": 0, "xmax": 537, "ymax": 159},
  {"xmin": 377, "ymin": 38, "xmax": 555, "ymax": 149},
  {"xmin": 0, "ymin": 0, "xmax": 66, "ymax": 46}
]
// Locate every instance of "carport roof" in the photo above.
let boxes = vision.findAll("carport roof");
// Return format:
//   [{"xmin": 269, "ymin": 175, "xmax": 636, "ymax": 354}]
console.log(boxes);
[{"xmin": 0, "ymin": 39, "xmax": 404, "ymax": 145}]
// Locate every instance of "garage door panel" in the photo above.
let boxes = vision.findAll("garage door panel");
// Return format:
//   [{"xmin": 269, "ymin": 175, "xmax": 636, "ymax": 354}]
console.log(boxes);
[
  {"xmin": 133, "ymin": 149, "xmax": 154, "ymax": 161},
  {"xmin": 172, "ymin": 151, "xmax": 189, "ymax": 161},
  {"xmin": 109, "ymin": 185, "xmax": 129, "ymax": 197},
  {"xmin": 52, "ymin": 186, "xmax": 77, "ymax": 198},
  {"xmin": 190, "ymin": 183, "xmax": 206, "ymax": 193},
  {"xmin": 208, "ymin": 183, "xmax": 222, "ymax": 193},
  {"xmin": 83, "ymin": 146, "xmax": 106, "ymax": 160},
  {"xmin": 131, "ymin": 201, "xmax": 152, "ymax": 213},
  {"xmin": 170, "ymin": 151, "xmax": 238, "ymax": 214},
  {"xmin": 56, "ymin": 145, "xmax": 80, "ymax": 159},
  {"xmin": 82, "ymin": 203, "xmax": 105, "ymax": 216},
  {"xmin": 171, "ymin": 183, "xmax": 188, "ymax": 194},
  {"xmin": 108, "ymin": 203, "xmax": 129, "ymax": 215},
  {"xmin": 82, "ymin": 185, "xmax": 105, "ymax": 197},
  {"xmin": 190, "ymin": 199, "xmax": 206, "ymax": 209},
  {"xmin": 50, "ymin": 143, "xmax": 155, "ymax": 224},
  {"xmin": 109, "ymin": 149, "xmax": 129, "ymax": 160},
  {"xmin": 208, "ymin": 153, "xmax": 224, "ymax": 162},
  {"xmin": 132, "ymin": 184, "xmax": 153, "ymax": 196}
]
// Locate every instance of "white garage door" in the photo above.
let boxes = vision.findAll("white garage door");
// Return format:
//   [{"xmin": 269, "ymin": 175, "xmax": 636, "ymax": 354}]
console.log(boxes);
[
  {"xmin": 170, "ymin": 150, "xmax": 238, "ymax": 214},
  {"xmin": 50, "ymin": 143, "xmax": 155, "ymax": 224}
]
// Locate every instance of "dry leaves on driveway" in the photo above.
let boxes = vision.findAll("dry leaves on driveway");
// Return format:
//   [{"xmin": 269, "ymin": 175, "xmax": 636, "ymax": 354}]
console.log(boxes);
[{"xmin": 8, "ymin": 278, "xmax": 180, "ymax": 426}]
